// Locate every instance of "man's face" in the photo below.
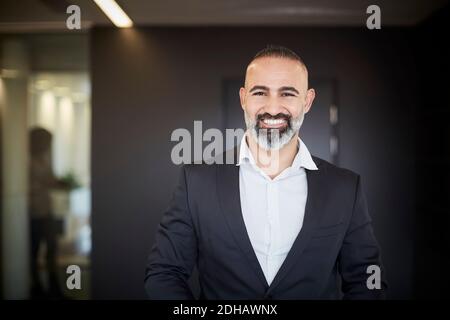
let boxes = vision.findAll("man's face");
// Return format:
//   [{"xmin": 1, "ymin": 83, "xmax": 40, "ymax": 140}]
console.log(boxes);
[{"xmin": 239, "ymin": 57, "xmax": 315, "ymax": 150}]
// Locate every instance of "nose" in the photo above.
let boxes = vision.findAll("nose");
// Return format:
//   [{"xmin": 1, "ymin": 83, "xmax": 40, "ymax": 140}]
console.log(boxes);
[{"xmin": 264, "ymin": 96, "xmax": 284, "ymax": 116}]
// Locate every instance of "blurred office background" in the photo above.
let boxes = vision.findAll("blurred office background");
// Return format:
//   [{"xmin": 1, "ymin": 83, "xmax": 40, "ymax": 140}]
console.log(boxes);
[{"xmin": 0, "ymin": 0, "xmax": 449, "ymax": 299}]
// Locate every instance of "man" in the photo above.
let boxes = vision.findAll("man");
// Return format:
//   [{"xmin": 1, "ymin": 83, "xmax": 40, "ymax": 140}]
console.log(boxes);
[{"xmin": 145, "ymin": 45, "xmax": 387, "ymax": 299}]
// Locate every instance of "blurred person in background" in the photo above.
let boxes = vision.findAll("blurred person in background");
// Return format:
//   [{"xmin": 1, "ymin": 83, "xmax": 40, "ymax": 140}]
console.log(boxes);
[{"xmin": 29, "ymin": 127, "xmax": 68, "ymax": 299}]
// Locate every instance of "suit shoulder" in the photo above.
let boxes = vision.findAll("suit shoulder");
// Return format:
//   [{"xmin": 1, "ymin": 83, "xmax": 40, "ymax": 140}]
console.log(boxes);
[{"xmin": 312, "ymin": 156, "xmax": 360, "ymax": 185}]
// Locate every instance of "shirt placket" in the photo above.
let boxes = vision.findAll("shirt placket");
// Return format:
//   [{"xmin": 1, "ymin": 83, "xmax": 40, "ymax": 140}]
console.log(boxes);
[{"xmin": 266, "ymin": 180, "xmax": 280, "ymax": 285}]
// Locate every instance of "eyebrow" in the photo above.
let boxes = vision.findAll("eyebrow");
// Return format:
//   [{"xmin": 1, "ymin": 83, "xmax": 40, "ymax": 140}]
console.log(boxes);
[
  {"xmin": 249, "ymin": 85, "xmax": 299, "ymax": 95},
  {"xmin": 279, "ymin": 86, "xmax": 299, "ymax": 94},
  {"xmin": 249, "ymin": 85, "xmax": 269, "ymax": 93}
]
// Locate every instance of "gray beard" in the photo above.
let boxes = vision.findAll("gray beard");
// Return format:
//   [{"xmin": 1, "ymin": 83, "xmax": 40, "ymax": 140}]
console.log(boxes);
[{"xmin": 244, "ymin": 112, "xmax": 304, "ymax": 151}]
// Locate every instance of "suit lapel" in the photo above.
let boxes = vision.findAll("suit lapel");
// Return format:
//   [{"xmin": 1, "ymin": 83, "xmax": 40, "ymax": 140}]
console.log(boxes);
[
  {"xmin": 216, "ymin": 150, "xmax": 269, "ymax": 289},
  {"xmin": 265, "ymin": 160, "xmax": 326, "ymax": 296}
]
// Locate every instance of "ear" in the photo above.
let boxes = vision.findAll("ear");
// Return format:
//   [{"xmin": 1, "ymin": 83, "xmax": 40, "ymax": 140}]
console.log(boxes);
[
  {"xmin": 303, "ymin": 88, "xmax": 315, "ymax": 114},
  {"xmin": 239, "ymin": 87, "xmax": 246, "ymax": 111}
]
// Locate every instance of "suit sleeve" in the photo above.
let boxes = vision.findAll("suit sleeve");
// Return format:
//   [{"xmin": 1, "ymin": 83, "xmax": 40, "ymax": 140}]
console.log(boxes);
[
  {"xmin": 145, "ymin": 165, "xmax": 197, "ymax": 299},
  {"xmin": 338, "ymin": 175, "xmax": 388, "ymax": 299}
]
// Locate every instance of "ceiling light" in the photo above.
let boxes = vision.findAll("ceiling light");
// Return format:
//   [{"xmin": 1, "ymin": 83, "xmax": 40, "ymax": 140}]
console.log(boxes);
[{"xmin": 93, "ymin": 0, "xmax": 133, "ymax": 28}]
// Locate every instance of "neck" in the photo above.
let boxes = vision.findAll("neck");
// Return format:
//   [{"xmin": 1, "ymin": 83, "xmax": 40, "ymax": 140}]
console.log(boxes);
[{"xmin": 247, "ymin": 132, "xmax": 299, "ymax": 179}]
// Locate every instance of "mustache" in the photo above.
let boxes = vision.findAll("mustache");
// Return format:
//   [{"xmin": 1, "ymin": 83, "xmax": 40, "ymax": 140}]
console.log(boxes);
[{"xmin": 256, "ymin": 113, "xmax": 291, "ymax": 122}]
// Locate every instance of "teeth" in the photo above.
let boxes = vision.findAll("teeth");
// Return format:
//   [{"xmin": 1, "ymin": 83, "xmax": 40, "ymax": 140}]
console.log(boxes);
[{"xmin": 263, "ymin": 119, "xmax": 285, "ymax": 125}]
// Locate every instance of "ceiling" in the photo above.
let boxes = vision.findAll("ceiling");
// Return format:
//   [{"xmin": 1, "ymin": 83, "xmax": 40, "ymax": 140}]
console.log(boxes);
[{"xmin": 0, "ymin": 0, "xmax": 448, "ymax": 32}]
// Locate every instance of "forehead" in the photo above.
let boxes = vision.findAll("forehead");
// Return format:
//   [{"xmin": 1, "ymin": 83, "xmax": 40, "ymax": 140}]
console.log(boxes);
[{"xmin": 245, "ymin": 57, "xmax": 308, "ymax": 88}]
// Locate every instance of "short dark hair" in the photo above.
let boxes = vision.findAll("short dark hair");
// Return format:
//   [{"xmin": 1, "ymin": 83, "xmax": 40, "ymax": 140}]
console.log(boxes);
[{"xmin": 253, "ymin": 45, "xmax": 305, "ymax": 66}]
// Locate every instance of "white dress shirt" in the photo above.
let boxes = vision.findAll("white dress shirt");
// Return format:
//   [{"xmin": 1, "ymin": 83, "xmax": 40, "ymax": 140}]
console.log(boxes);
[{"xmin": 237, "ymin": 133, "xmax": 318, "ymax": 286}]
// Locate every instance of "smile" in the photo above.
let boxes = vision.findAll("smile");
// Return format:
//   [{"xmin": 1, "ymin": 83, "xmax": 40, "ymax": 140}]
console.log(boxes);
[{"xmin": 260, "ymin": 118, "xmax": 288, "ymax": 129}]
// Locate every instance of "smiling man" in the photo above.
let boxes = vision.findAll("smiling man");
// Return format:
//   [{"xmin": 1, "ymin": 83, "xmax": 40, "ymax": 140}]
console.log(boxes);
[{"xmin": 145, "ymin": 45, "xmax": 387, "ymax": 299}]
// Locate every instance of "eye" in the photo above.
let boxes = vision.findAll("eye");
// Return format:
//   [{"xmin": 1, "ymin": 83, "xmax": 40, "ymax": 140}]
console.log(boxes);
[
  {"xmin": 281, "ymin": 92, "xmax": 296, "ymax": 97},
  {"xmin": 252, "ymin": 91, "xmax": 266, "ymax": 96}
]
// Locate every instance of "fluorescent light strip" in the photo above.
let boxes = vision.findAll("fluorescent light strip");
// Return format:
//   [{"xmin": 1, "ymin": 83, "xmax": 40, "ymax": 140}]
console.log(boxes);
[{"xmin": 93, "ymin": 0, "xmax": 133, "ymax": 28}]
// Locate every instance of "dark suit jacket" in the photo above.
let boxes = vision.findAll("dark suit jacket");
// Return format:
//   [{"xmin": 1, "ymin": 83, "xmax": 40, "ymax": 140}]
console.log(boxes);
[{"xmin": 145, "ymin": 151, "xmax": 387, "ymax": 300}]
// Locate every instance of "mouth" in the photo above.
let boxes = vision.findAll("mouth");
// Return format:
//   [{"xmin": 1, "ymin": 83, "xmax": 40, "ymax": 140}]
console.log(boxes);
[{"xmin": 259, "ymin": 118, "xmax": 288, "ymax": 129}]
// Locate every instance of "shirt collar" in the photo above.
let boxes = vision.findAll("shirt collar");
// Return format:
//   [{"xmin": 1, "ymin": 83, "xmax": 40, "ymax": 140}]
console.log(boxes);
[{"xmin": 237, "ymin": 133, "xmax": 318, "ymax": 171}]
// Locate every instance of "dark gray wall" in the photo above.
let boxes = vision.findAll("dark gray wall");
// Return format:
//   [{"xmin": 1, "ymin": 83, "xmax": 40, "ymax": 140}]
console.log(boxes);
[{"xmin": 91, "ymin": 26, "xmax": 419, "ymax": 299}]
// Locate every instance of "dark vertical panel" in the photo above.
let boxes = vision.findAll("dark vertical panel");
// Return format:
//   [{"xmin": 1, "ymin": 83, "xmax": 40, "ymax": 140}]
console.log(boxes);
[
  {"xmin": 301, "ymin": 79, "xmax": 335, "ymax": 163},
  {"xmin": 412, "ymin": 4, "xmax": 450, "ymax": 299},
  {"xmin": 0, "ymin": 35, "xmax": 3, "ymax": 299}
]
